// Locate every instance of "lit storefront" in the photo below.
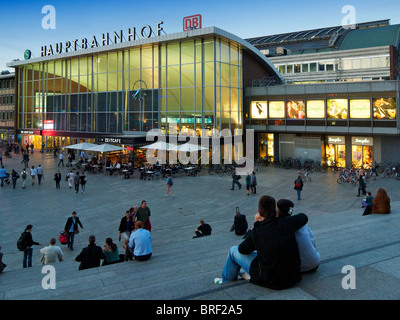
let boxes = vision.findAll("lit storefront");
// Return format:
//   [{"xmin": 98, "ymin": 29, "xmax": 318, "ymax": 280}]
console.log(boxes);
[
  {"xmin": 246, "ymin": 81, "xmax": 399, "ymax": 166},
  {"xmin": 325, "ymin": 136, "xmax": 346, "ymax": 167}
]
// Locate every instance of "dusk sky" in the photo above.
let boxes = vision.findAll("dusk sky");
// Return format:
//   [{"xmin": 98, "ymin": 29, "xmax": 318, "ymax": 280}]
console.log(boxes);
[{"xmin": 1, "ymin": 0, "xmax": 399, "ymax": 71}]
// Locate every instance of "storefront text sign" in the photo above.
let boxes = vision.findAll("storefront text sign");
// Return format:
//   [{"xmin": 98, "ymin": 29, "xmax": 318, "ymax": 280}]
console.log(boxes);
[
  {"xmin": 352, "ymin": 137, "xmax": 373, "ymax": 146},
  {"xmin": 328, "ymin": 136, "xmax": 345, "ymax": 144}
]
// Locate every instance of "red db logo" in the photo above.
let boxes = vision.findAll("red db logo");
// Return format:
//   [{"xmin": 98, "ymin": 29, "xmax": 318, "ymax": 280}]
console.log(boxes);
[{"xmin": 183, "ymin": 14, "xmax": 202, "ymax": 31}]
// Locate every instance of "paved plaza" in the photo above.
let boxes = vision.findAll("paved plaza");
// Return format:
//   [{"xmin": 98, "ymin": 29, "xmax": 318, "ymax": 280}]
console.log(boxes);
[{"xmin": 1, "ymin": 150, "xmax": 400, "ymax": 300}]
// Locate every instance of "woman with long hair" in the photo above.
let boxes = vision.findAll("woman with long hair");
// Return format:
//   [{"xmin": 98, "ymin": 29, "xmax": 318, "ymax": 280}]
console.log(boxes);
[{"xmin": 372, "ymin": 187, "xmax": 391, "ymax": 214}]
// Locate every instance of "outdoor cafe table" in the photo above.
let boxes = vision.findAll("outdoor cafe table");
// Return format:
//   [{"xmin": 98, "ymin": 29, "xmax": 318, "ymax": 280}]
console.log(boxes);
[{"xmin": 184, "ymin": 167, "xmax": 196, "ymax": 177}]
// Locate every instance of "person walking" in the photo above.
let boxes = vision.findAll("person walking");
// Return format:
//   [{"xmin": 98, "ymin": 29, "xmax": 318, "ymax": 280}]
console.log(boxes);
[
  {"xmin": 58, "ymin": 153, "xmax": 64, "ymax": 167},
  {"xmin": 64, "ymin": 211, "xmax": 84, "ymax": 251},
  {"xmin": 245, "ymin": 173, "xmax": 251, "ymax": 196},
  {"xmin": 67, "ymin": 170, "xmax": 74, "ymax": 189},
  {"xmin": 165, "ymin": 173, "xmax": 174, "ymax": 197},
  {"xmin": 37, "ymin": 164, "xmax": 44, "ymax": 185},
  {"xmin": 74, "ymin": 171, "xmax": 80, "ymax": 194},
  {"xmin": 250, "ymin": 171, "xmax": 257, "ymax": 195},
  {"xmin": 20, "ymin": 168, "xmax": 28, "ymax": 189},
  {"xmin": 11, "ymin": 169, "xmax": 19, "ymax": 189},
  {"xmin": 230, "ymin": 169, "xmax": 242, "ymax": 190},
  {"xmin": 54, "ymin": 170, "xmax": 62, "ymax": 189},
  {"xmin": 0, "ymin": 166, "xmax": 7, "ymax": 187},
  {"xmin": 75, "ymin": 235, "xmax": 105, "ymax": 270},
  {"xmin": 294, "ymin": 175, "xmax": 303, "ymax": 200},
  {"xmin": 40, "ymin": 238, "xmax": 64, "ymax": 265},
  {"xmin": 21, "ymin": 225, "xmax": 43, "ymax": 268},
  {"xmin": 356, "ymin": 174, "xmax": 367, "ymax": 197},
  {"xmin": 79, "ymin": 171, "xmax": 86, "ymax": 193},
  {"xmin": 30, "ymin": 165, "xmax": 37, "ymax": 186}
]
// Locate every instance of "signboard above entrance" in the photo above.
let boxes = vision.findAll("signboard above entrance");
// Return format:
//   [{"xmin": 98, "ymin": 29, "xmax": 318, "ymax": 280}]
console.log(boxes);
[{"xmin": 40, "ymin": 22, "xmax": 165, "ymax": 57}]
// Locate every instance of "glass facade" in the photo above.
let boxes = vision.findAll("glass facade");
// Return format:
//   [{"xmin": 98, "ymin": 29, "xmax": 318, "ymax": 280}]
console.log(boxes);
[{"xmin": 17, "ymin": 37, "xmax": 243, "ymax": 137}]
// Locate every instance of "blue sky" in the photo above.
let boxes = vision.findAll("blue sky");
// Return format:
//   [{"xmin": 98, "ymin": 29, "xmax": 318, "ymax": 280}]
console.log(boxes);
[{"xmin": 1, "ymin": 0, "xmax": 399, "ymax": 71}]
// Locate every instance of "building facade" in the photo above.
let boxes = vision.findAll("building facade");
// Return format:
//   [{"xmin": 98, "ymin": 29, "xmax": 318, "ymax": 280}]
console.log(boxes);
[
  {"xmin": 245, "ymin": 20, "xmax": 400, "ymax": 167},
  {"xmin": 0, "ymin": 72, "xmax": 15, "ymax": 143},
  {"xmin": 8, "ymin": 27, "xmax": 281, "ymax": 161}
]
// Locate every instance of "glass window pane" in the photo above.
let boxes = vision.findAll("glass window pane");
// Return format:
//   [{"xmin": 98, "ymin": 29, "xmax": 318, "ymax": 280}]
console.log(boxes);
[
  {"xmin": 108, "ymin": 52, "xmax": 118, "ymax": 72},
  {"xmin": 219, "ymin": 63, "xmax": 229, "ymax": 87},
  {"xmin": 181, "ymin": 87, "xmax": 194, "ymax": 111},
  {"xmin": 181, "ymin": 64, "xmax": 194, "ymax": 87},
  {"xmin": 294, "ymin": 64, "xmax": 301, "ymax": 73},
  {"xmin": 181, "ymin": 40, "xmax": 194, "ymax": 64},
  {"xmin": 301, "ymin": 64, "xmax": 309, "ymax": 73},
  {"xmin": 130, "ymin": 49, "xmax": 140, "ymax": 69},
  {"xmin": 352, "ymin": 59, "xmax": 361, "ymax": 69},
  {"xmin": 204, "ymin": 62, "xmax": 214, "ymax": 86},
  {"xmin": 167, "ymin": 65, "xmax": 179, "ymax": 88},
  {"xmin": 220, "ymin": 41, "xmax": 229, "ymax": 63},
  {"xmin": 142, "ymin": 46, "xmax": 153, "ymax": 69},
  {"xmin": 167, "ymin": 88, "xmax": 179, "ymax": 111},
  {"xmin": 204, "ymin": 87, "xmax": 214, "ymax": 112},
  {"xmin": 230, "ymin": 43, "xmax": 239, "ymax": 65},
  {"xmin": 167, "ymin": 43, "xmax": 180, "ymax": 65},
  {"xmin": 318, "ymin": 63, "xmax": 325, "ymax": 72},
  {"xmin": 310, "ymin": 63, "xmax": 317, "ymax": 72},
  {"xmin": 361, "ymin": 58, "xmax": 370, "ymax": 69},
  {"xmin": 278, "ymin": 65, "xmax": 285, "ymax": 74},
  {"xmin": 195, "ymin": 63, "xmax": 202, "ymax": 86},
  {"xmin": 195, "ymin": 40, "xmax": 202, "ymax": 63},
  {"xmin": 231, "ymin": 65, "xmax": 239, "ymax": 88},
  {"xmin": 96, "ymin": 54, "xmax": 108, "ymax": 73},
  {"xmin": 142, "ymin": 68, "xmax": 153, "ymax": 89},
  {"xmin": 204, "ymin": 40, "xmax": 214, "ymax": 62},
  {"xmin": 287, "ymin": 65, "xmax": 293, "ymax": 73}
]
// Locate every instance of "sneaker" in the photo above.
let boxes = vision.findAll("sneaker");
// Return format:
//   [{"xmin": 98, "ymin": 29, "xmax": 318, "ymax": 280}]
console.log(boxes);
[
  {"xmin": 239, "ymin": 271, "xmax": 250, "ymax": 280},
  {"xmin": 214, "ymin": 277, "xmax": 223, "ymax": 284}
]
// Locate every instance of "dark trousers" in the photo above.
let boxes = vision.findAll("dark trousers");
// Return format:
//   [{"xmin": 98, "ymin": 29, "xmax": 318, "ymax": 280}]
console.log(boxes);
[
  {"xmin": 23, "ymin": 248, "xmax": 33, "ymax": 268},
  {"xmin": 75, "ymin": 183, "xmax": 79, "ymax": 193},
  {"xmin": 363, "ymin": 205, "xmax": 372, "ymax": 216},
  {"xmin": 67, "ymin": 232, "xmax": 75, "ymax": 250},
  {"xmin": 38, "ymin": 174, "xmax": 43, "ymax": 185},
  {"xmin": 251, "ymin": 185, "xmax": 256, "ymax": 194}
]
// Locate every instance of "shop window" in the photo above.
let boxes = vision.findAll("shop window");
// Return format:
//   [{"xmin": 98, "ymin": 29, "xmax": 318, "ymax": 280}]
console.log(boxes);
[
  {"xmin": 286, "ymin": 100, "xmax": 305, "ymax": 119},
  {"xmin": 327, "ymin": 99, "xmax": 348, "ymax": 119}
]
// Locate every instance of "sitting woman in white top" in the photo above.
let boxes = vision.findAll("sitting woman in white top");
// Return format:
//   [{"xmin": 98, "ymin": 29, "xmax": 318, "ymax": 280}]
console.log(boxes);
[{"xmin": 276, "ymin": 199, "xmax": 320, "ymax": 273}]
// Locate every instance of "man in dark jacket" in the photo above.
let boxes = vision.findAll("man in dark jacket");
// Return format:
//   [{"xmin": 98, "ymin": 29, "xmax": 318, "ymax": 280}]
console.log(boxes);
[
  {"xmin": 75, "ymin": 235, "xmax": 105, "ymax": 270},
  {"xmin": 215, "ymin": 195, "xmax": 308, "ymax": 290},
  {"xmin": 64, "ymin": 211, "xmax": 84, "ymax": 251}
]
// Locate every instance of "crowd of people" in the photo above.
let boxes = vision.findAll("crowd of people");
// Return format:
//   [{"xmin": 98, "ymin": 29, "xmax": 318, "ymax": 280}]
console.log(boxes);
[{"xmin": 0, "ymin": 144, "xmax": 395, "ymax": 293}]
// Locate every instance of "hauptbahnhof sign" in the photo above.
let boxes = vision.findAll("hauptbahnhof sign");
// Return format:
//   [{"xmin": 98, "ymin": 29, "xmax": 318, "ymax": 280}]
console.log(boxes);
[{"xmin": 40, "ymin": 22, "xmax": 165, "ymax": 57}]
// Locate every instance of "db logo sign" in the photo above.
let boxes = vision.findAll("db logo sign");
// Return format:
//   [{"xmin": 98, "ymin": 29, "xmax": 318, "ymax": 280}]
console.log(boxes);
[{"xmin": 183, "ymin": 14, "xmax": 202, "ymax": 31}]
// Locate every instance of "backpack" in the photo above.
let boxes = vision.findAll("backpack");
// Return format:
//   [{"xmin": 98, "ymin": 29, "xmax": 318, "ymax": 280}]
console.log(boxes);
[
  {"xmin": 22, "ymin": 171, "xmax": 27, "ymax": 179},
  {"xmin": 17, "ymin": 232, "xmax": 28, "ymax": 251},
  {"xmin": 295, "ymin": 180, "xmax": 301, "ymax": 189}
]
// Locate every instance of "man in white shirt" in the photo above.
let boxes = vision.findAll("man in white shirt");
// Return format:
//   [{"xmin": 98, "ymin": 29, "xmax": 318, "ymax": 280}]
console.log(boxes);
[
  {"xmin": 276, "ymin": 199, "xmax": 320, "ymax": 273},
  {"xmin": 58, "ymin": 153, "xmax": 64, "ymax": 167},
  {"xmin": 40, "ymin": 238, "xmax": 64, "ymax": 265}
]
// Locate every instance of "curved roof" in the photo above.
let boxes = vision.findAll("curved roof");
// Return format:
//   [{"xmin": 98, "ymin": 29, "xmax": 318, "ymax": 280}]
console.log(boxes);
[{"xmin": 6, "ymin": 27, "xmax": 284, "ymax": 82}]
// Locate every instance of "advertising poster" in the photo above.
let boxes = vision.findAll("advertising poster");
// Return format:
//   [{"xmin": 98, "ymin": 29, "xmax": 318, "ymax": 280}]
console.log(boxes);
[
  {"xmin": 327, "ymin": 99, "xmax": 348, "ymax": 119},
  {"xmin": 251, "ymin": 101, "xmax": 268, "ymax": 119},
  {"xmin": 349, "ymin": 99, "xmax": 371, "ymax": 118},
  {"xmin": 372, "ymin": 98, "xmax": 396, "ymax": 119},
  {"xmin": 306, "ymin": 100, "xmax": 325, "ymax": 118},
  {"xmin": 286, "ymin": 100, "xmax": 305, "ymax": 119},
  {"xmin": 268, "ymin": 101, "xmax": 285, "ymax": 118}
]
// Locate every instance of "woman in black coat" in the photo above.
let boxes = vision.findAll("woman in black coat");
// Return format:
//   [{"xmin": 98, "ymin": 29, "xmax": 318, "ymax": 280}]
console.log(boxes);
[{"xmin": 54, "ymin": 170, "xmax": 62, "ymax": 189}]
